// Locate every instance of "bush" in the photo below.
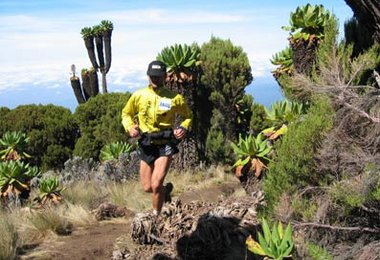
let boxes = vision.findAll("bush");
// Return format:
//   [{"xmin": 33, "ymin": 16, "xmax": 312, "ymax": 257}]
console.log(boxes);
[
  {"xmin": 264, "ymin": 98, "xmax": 334, "ymax": 209},
  {"xmin": 0, "ymin": 105, "xmax": 78, "ymax": 171},
  {"xmin": 200, "ymin": 36, "xmax": 253, "ymax": 164},
  {"xmin": 73, "ymin": 92, "xmax": 131, "ymax": 160}
]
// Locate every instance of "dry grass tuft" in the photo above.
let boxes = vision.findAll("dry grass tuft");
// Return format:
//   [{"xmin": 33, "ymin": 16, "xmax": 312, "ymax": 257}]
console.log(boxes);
[
  {"xmin": 106, "ymin": 182, "xmax": 151, "ymax": 212},
  {"xmin": 62, "ymin": 181, "xmax": 107, "ymax": 210},
  {"xmin": 58, "ymin": 203, "xmax": 97, "ymax": 227},
  {"xmin": 167, "ymin": 165, "xmax": 237, "ymax": 195},
  {"xmin": 26, "ymin": 208, "xmax": 73, "ymax": 236},
  {"xmin": 0, "ymin": 212, "xmax": 19, "ymax": 260}
]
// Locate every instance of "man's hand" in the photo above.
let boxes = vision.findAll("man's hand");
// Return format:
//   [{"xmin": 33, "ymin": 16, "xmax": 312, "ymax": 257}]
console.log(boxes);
[
  {"xmin": 129, "ymin": 125, "xmax": 140, "ymax": 138},
  {"xmin": 174, "ymin": 127, "xmax": 186, "ymax": 140}
]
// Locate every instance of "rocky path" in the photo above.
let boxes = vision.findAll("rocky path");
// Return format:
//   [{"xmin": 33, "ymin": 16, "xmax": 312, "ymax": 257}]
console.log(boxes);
[{"xmin": 20, "ymin": 181, "xmax": 242, "ymax": 260}]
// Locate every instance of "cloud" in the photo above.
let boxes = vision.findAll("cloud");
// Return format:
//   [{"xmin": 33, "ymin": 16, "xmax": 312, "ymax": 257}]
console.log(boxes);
[{"xmin": 0, "ymin": 7, "xmax": 292, "ymax": 93}]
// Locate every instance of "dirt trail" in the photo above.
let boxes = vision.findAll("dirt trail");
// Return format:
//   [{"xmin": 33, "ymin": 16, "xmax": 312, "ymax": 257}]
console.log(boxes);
[
  {"xmin": 21, "ymin": 221, "xmax": 130, "ymax": 260},
  {"xmin": 20, "ymin": 181, "xmax": 241, "ymax": 260}
]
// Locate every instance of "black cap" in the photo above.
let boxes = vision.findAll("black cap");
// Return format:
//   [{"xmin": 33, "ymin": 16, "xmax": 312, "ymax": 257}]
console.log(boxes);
[{"xmin": 147, "ymin": 60, "xmax": 167, "ymax": 77}]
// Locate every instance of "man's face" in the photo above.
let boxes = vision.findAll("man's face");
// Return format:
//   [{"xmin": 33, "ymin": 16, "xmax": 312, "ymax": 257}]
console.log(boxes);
[{"xmin": 149, "ymin": 75, "xmax": 166, "ymax": 88}]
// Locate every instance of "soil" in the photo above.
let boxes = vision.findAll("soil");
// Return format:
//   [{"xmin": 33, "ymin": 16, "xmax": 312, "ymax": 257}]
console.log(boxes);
[
  {"xmin": 20, "ymin": 181, "xmax": 242, "ymax": 260},
  {"xmin": 20, "ymin": 221, "xmax": 131, "ymax": 260}
]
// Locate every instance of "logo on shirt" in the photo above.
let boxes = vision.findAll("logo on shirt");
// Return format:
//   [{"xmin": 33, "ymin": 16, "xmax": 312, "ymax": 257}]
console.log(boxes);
[{"xmin": 159, "ymin": 98, "xmax": 171, "ymax": 111}]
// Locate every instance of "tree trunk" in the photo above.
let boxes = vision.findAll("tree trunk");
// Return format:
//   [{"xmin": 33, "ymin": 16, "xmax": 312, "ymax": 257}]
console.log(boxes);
[
  {"xmin": 290, "ymin": 38, "xmax": 318, "ymax": 75},
  {"xmin": 70, "ymin": 76, "xmax": 85, "ymax": 104},
  {"xmin": 84, "ymin": 36, "xmax": 99, "ymax": 69},
  {"xmin": 81, "ymin": 70, "xmax": 91, "ymax": 101},
  {"xmin": 165, "ymin": 72, "xmax": 201, "ymax": 171},
  {"xmin": 101, "ymin": 71, "xmax": 107, "ymax": 94},
  {"xmin": 89, "ymin": 68, "xmax": 99, "ymax": 97},
  {"xmin": 95, "ymin": 35, "xmax": 105, "ymax": 69},
  {"xmin": 103, "ymin": 30, "xmax": 112, "ymax": 74},
  {"xmin": 345, "ymin": 0, "xmax": 380, "ymax": 43}
]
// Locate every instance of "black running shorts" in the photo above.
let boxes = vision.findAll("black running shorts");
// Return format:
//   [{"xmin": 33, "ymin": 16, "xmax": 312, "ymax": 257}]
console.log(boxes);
[{"xmin": 137, "ymin": 144, "xmax": 178, "ymax": 165}]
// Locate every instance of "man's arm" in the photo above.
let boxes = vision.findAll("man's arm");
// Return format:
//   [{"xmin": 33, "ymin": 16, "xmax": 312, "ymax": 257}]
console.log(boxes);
[
  {"xmin": 174, "ymin": 94, "xmax": 192, "ymax": 139},
  {"xmin": 121, "ymin": 94, "xmax": 140, "ymax": 137}
]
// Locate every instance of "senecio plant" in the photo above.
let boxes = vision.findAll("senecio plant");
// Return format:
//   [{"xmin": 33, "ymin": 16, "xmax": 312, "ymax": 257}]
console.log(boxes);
[
  {"xmin": 246, "ymin": 218, "xmax": 294, "ymax": 260},
  {"xmin": 99, "ymin": 142, "xmax": 134, "ymax": 162},
  {"xmin": 230, "ymin": 133, "xmax": 271, "ymax": 178},
  {"xmin": 0, "ymin": 131, "xmax": 31, "ymax": 161},
  {"xmin": 282, "ymin": 3, "xmax": 332, "ymax": 43},
  {"xmin": 37, "ymin": 177, "xmax": 65, "ymax": 205},
  {"xmin": 262, "ymin": 100, "xmax": 304, "ymax": 141},
  {"xmin": 271, "ymin": 47, "xmax": 294, "ymax": 77}
]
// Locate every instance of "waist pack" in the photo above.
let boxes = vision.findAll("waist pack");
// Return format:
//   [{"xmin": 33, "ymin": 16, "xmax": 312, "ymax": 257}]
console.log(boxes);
[{"xmin": 139, "ymin": 129, "xmax": 180, "ymax": 147}]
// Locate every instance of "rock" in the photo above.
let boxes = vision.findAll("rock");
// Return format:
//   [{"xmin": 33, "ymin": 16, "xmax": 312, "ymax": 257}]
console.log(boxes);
[{"xmin": 93, "ymin": 202, "xmax": 134, "ymax": 221}]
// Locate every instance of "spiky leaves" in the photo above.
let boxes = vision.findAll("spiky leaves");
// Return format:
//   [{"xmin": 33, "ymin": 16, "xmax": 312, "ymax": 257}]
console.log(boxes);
[
  {"xmin": 37, "ymin": 177, "xmax": 65, "ymax": 205},
  {"xmin": 0, "ymin": 131, "xmax": 31, "ymax": 161},
  {"xmin": 99, "ymin": 142, "xmax": 134, "ymax": 162},
  {"xmin": 246, "ymin": 218, "xmax": 294, "ymax": 259},
  {"xmin": 157, "ymin": 43, "xmax": 202, "ymax": 170},
  {"xmin": 262, "ymin": 100, "xmax": 304, "ymax": 141},
  {"xmin": 157, "ymin": 43, "xmax": 201, "ymax": 83},
  {"xmin": 282, "ymin": 4, "xmax": 332, "ymax": 43},
  {"xmin": 282, "ymin": 4, "xmax": 333, "ymax": 74},
  {"xmin": 271, "ymin": 47, "xmax": 294, "ymax": 78},
  {"xmin": 100, "ymin": 20, "xmax": 113, "ymax": 74},
  {"xmin": 81, "ymin": 27, "xmax": 99, "ymax": 69},
  {"xmin": 0, "ymin": 161, "xmax": 41, "ymax": 199},
  {"xmin": 230, "ymin": 133, "xmax": 271, "ymax": 178}
]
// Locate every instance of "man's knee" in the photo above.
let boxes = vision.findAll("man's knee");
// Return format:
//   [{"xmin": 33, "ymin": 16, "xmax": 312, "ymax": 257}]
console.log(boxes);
[
  {"xmin": 142, "ymin": 184, "xmax": 153, "ymax": 193},
  {"xmin": 151, "ymin": 181, "xmax": 163, "ymax": 194}
]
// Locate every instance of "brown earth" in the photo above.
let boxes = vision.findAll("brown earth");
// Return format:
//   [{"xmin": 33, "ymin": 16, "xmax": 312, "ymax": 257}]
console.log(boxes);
[{"xmin": 20, "ymin": 181, "xmax": 242, "ymax": 260}]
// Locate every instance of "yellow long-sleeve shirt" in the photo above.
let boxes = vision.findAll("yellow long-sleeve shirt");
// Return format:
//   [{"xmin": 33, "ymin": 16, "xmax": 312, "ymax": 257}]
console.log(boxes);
[{"xmin": 121, "ymin": 85, "xmax": 192, "ymax": 134}]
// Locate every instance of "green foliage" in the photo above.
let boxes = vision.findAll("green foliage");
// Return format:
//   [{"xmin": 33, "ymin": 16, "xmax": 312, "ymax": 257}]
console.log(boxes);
[
  {"xmin": 271, "ymin": 47, "xmax": 294, "ymax": 75},
  {"xmin": 236, "ymin": 94, "xmax": 254, "ymax": 134},
  {"xmin": 37, "ymin": 177, "xmax": 65, "ymax": 204},
  {"xmin": 264, "ymin": 98, "xmax": 334, "ymax": 209},
  {"xmin": 205, "ymin": 114, "xmax": 229, "ymax": 163},
  {"xmin": 231, "ymin": 133, "xmax": 272, "ymax": 176},
  {"xmin": 315, "ymin": 16, "xmax": 380, "ymax": 87},
  {"xmin": 39, "ymin": 177, "xmax": 64, "ymax": 195},
  {"xmin": 291, "ymin": 196, "xmax": 318, "ymax": 221},
  {"xmin": 74, "ymin": 92, "xmax": 131, "ymax": 160},
  {"xmin": 249, "ymin": 102, "xmax": 270, "ymax": 136},
  {"xmin": 262, "ymin": 100, "xmax": 304, "ymax": 141},
  {"xmin": 265, "ymin": 100, "xmax": 304, "ymax": 128},
  {"xmin": 200, "ymin": 36, "xmax": 253, "ymax": 163},
  {"xmin": 80, "ymin": 27, "xmax": 94, "ymax": 38},
  {"xmin": 246, "ymin": 218, "xmax": 294, "ymax": 260},
  {"xmin": 100, "ymin": 20, "xmax": 113, "ymax": 31},
  {"xmin": 0, "ymin": 131, "xmax": 31, "ymax": 161},
  {"xmin": 0, "ymin": 104, "xmax": 78, "ymax": 171},
  {"xmin": 282, "ymin": 4, "xmax": 332, "ymax": 42},
  {"xmin": 307, "ymin": 243, "xmax": 333, "ymax": 260},
  {"xmin": 0, "ymin": 160, "xmax": 41, "ymax": 198},
  {"xmin": 329, "ymin": 165, "xmax": 380, "ymax": 214},
  {"xmin": 99, "ymin": 141, "xmax": 134, "ymax": 162},
  {"xmin": 157, "ymin": 43, "xmax": 201, "ymax": 72}
]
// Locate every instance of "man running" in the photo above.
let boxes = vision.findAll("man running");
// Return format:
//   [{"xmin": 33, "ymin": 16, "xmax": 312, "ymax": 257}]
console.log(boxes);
[{"xmin": 121, "ymin": 60, "xmax": 192, "ymax": 216}]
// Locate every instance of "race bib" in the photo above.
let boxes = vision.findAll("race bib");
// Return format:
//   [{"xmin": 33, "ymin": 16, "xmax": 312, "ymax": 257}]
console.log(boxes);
[{"xmin": 159, "ymin": 98, "xmax": 171, "ymax": 111}]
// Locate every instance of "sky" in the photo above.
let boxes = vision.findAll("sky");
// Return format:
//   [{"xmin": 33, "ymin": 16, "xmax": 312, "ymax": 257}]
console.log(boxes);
[{"xmin": 0, "ymin": 0, "xmax": 353, "ymax": 111}]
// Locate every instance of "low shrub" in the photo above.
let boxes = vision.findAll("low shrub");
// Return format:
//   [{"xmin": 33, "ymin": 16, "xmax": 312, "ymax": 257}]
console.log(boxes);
[{"xmin": 264, "ymin": 98, "xmax": 334, "ymax": 209}]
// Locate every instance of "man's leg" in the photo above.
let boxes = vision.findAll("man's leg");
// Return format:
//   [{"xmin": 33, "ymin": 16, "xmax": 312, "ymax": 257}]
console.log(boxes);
[
  {"xmin": 151, "ymin": 156, "xmax": 172, "ymax": 214},
  {"xmin": 140, "ymin": 160, "xmax": 154, "ymax": 193}
]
